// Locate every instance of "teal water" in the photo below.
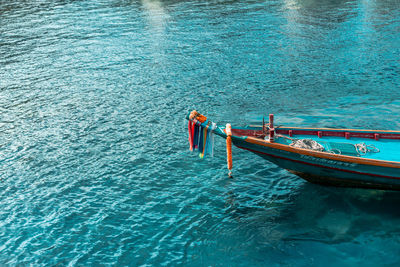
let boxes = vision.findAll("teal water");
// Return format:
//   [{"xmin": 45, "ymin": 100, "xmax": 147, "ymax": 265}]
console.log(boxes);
[{"xmin": 1, "ymin": 0, "xmax": 400, "ymax": 265}]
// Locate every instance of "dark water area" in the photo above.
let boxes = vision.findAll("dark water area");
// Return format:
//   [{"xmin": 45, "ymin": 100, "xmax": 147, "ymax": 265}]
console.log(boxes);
[{"xmin": 1, "ymin": 0, "xmax": 400, "ymax": 265}]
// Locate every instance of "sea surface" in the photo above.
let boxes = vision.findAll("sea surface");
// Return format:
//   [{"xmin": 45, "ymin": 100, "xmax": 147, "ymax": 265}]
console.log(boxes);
[{"xmin": 1, "ymin": 0, "xmax": 400, "ymax": 265}]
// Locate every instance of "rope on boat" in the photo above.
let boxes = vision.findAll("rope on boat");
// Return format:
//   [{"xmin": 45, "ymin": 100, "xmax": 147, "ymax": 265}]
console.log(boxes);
[
  {"xmin": 226, "ymin": 123, "xmax": 233, "ymax": 178},
  {"xmin": 355, "ymin": 143, "xmax": 380, "ymax": 155},
  {"xmin": 189, "ymin": 110, "xmax": 207, "ymax": 123},
  {"xmin": 325, "ymin": 143, "xmax": 380, "ymax": 156},
  {"xmin": 275, "ymin": 133, "xmax": 380, "ymax": 157},
  {"xmin": 275, "ymin": 134, "xmax": 294, "ymax": 141},
  {"xmin": 289, "ymin": 138, "xmax": 325, "ymax": 151},
  {"xmin": 327, "ymin": 148, "xmax": 342, "ymax": 155}
]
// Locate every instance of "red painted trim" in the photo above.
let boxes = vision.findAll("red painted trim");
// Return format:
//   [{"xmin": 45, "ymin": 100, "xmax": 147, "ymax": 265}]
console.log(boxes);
[
  {"xmin": 236, "ymin": 145, "xmax": 400, "ymax": 180},
  {"xmin": 269, "ymin": 114, "xmax": 274, "ymax": 128},
  {"xmin": 231, "ymin": 128, "xmax": 400, "ymax": 140}
]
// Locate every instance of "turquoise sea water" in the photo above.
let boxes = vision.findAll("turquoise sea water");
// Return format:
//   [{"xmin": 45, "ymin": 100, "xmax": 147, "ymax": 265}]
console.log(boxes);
[{"xmin": 1, "ymin": 0, "xmax": 400, "ymax": 265}]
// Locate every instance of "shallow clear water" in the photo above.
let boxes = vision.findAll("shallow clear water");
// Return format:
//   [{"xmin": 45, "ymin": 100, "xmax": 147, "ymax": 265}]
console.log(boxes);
[{"xmin": 1, "ymin": 0, "xmax": 400, "ymax": 265}]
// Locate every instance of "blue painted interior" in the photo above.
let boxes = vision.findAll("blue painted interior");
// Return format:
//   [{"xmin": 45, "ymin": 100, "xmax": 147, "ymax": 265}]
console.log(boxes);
[{"xmin": 274, "ymin": 135, "xmax": 400, "ymax": 161}]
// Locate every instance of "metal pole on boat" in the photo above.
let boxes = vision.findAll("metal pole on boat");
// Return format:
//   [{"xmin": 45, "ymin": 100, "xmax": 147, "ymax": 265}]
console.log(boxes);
[
  {"xmin": 262, "ymin": 117, "xmax": 266, "ymax": 137},
  {"xmin": 269, "ymin": 114, "xmax": 275, "ymax": 142}
]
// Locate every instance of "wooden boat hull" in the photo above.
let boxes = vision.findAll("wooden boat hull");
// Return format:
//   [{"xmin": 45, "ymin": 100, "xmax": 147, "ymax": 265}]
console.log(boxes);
[
  {"xmin": 186, "ymin": 111, "xmax": 400, "ymax": 191},
  {"xmin": 232, "ymin": 136, "xmax": 400, "ymax": 190}
]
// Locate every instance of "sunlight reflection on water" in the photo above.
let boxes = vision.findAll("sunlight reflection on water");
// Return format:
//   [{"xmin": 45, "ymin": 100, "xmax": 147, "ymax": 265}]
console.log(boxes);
[{"xmin": 0, "ymin": 0, "xmax": 400, "ymax": 265}]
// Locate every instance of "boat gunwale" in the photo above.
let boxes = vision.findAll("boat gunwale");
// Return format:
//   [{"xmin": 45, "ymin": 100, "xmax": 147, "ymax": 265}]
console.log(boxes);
[{"xmin": 247, "ymin": 125, "xmax": 400, "ymax": 134}]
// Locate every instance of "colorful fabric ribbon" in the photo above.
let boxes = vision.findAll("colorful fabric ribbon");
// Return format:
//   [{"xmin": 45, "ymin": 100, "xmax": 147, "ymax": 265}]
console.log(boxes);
[
  {"xmin": 188, "ymin": 121, "xmax": 194, "ymax": 151},
  {"xmin": 193, "ymin": 122, "xmax": 200, "ymax": 149},
  {"xmin": 198, "ymin": 123, "xmax": 204, "ymax": 155},
  {"xmin": 207, "ymin": 122, "xmax": 217, "ymax": 157},
  {"xmin": 200, "ymin": 123, "xmax": 209, "ymax": 158},
  {"xmin": 188, "ymin": 120, "xmax": 216, "ymax": 159}
]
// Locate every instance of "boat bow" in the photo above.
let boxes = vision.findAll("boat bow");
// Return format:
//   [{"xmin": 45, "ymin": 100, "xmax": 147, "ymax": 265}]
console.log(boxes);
[{"xmin": 186, "ymin": 110, "xmax": 400, "ymax": 190}]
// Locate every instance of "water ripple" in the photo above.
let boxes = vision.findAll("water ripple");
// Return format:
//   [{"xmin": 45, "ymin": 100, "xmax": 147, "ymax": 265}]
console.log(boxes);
[{"xmin": 1, "ymin": 0, "xmax": 400, "ymax": 265}]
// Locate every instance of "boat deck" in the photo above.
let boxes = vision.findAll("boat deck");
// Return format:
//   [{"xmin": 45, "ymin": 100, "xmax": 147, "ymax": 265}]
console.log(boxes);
[{"xmin": 273, "ymin": 135, "xmax": 400, "ymax": 162}]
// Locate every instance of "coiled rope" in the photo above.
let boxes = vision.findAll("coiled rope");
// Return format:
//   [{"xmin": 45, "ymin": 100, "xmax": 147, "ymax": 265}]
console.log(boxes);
[{"xmin": 354, "ymin": 143, "xmax": 380, "ymax": 156}]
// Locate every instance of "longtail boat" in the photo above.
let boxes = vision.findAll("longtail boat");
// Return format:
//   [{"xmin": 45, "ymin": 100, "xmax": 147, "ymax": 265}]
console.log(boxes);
[{"xmin": 187, "ymin": 110, "xmax": 400, "ymax": 191}]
